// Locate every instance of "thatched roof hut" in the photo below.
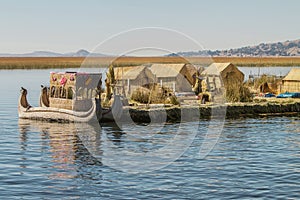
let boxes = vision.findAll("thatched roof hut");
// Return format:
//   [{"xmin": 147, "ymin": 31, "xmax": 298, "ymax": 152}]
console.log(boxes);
[
  {"xmin": 259, "ymin": 82, "xmax": 275, "ymax": 93},
  {"xmin": 149, "ymin": 63, "xmax": 197, "ymax": 92},
  {"xmin": 201, "ymin": 63, "xmax": 244, "ymax": 91},
  {"xmin": 114, "ymin": 66, "xmax": 155, "ymax": 96},
  {"xmin": 281, "ymin": 68, "xmax": 300, "ymax": 93}
]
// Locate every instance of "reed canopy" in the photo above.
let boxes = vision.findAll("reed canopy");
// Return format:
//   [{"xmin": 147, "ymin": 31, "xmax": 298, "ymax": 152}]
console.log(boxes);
[{"xmin": 49, "ymin": 72, "xmax": 102, "ymax": 110}]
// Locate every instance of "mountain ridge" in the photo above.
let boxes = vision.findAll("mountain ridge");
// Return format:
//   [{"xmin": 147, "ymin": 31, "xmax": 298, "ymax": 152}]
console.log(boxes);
[
  {"xmin": 2, "ymin": 38, "xmax": 300, "ymax": 57},
  {"xmin": 0, "ymin": 49, "xmax": 107, "ymax": 57},
  {"xmin": 168, "ymin": 38, "xmax": 300, "ymax": 57}
]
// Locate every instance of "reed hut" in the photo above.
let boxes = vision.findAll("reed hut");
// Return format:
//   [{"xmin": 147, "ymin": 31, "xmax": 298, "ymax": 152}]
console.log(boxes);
[
  {"xmin": 259, "ymin": 82, "xmax": 273, "ymax": 93},
  {"xmin": 114, "ymin": 66, "xmax": 155, "ymax": 96},
  {"xmin": 280, "ymin": 68, "xmax": 300, "ymax": 93},
  {"xmin": 201, "ymin": 63, "xmax": 244, "ymax": 91},
  {"xmin": 149, "ymin": 63, "xmax": 197, "ymax": 92}
]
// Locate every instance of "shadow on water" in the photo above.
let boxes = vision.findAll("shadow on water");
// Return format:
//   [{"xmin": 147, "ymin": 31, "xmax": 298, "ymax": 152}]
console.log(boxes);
[{"xmin": 100, "ymin": 122, "xmax": 125, "ymax": 143}]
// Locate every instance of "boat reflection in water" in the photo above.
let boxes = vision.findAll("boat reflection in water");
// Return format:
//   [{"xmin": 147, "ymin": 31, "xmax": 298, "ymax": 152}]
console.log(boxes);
[
  {"xmin": 18, "ymin": 119, "xmax": 104, "ymax": 180},
  {"xmin": 18, "ymin": 116, "xmax": 188, "ymax": 174}
]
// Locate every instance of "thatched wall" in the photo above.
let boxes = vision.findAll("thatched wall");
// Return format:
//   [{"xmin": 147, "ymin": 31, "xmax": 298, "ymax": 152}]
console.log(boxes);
[
  {"xmin": 150, "ymin": 63, "xmax": 196, "ymax": 92},
  {"xmin": 114, "ymin": 66, "xmax": 156, "ymax": 96},
  {"xmin": 280, "ymin": 68, "xmax": 300, "ymax": 93},
  {"xmin": 281, "ymin": 81, "xmax": 300, "ymax": 93}
]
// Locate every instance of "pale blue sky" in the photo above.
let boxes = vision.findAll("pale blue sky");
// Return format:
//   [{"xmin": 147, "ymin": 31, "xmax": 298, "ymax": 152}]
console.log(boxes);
[{"xmin": 0, "ymin": 0, "xmax": 299, "ymax": 54}]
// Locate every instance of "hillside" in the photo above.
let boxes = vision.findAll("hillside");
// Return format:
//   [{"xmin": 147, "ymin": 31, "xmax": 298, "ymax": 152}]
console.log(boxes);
[
  {"xmin": 0, "ymin": 49, "xmax": 106, "ymax": 57},
  {"xmin": 170, "ymin": 39, "xmax": 300, "ymax": 57}
]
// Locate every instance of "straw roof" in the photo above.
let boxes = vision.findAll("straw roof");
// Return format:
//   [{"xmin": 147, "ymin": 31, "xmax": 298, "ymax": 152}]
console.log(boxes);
[
  {"xmin": 283, "ymin": 68, "xmax": 300, "ymax": 81},
  {"xmin": 185, "ymin": 64, "xmax": 198, "ymax": 76},
  {"xmin": 123, "ymin": 66, "xmax": 148, "ymax": 80},
  {"xmin": 202, "ymin": 63, "xmax": 232, "ymax": 75},
  {"xmin": 114, "ymin": 66, "xmax": 152, "ymax": 80},
  {"xmin": 114, "ymin": 66, "xmax": 140, "ymax": 80},
  {"xmin": 150, "ymin": 64, "xmax": 187, "ymax": 78}
]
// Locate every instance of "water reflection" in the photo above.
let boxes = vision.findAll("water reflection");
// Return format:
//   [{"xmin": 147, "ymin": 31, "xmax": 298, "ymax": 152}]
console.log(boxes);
[
  {"xmin": 100, "ymin": 122, "xmax": 127, "ymax": 146},
  {"xmin": 19, "ymin": 119, "xmax": 77, "ymax": 162},
  {"xmin": 18, "ymin": 119, "xmax": 103, "ymax": 180}
]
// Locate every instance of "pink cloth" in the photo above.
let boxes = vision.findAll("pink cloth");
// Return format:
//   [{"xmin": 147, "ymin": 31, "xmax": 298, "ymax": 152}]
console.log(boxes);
[{"xmin": 60, "ymin": 77, "xmax": 67, "ymax": 85}]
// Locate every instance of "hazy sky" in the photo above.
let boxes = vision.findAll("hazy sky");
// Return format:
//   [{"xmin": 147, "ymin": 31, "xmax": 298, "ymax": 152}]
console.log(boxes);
[{"xmin": 1, "ymin": 0, "xmax": 300, "ymax": 54}]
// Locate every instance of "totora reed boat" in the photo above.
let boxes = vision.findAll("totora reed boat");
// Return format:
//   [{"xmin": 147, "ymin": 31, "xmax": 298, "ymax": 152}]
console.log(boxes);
[{"xmin": 18, "ymin": 72, "xmax": 102, "ymax": 122}]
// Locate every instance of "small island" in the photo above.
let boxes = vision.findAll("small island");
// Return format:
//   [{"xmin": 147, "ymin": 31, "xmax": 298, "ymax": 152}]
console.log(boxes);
[{"xmin": 102, "ymin": 62, "xmax": 300, "ymax": 123}]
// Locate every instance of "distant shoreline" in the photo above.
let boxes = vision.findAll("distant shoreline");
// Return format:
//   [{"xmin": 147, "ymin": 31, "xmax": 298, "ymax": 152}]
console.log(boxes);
[{"xmin": 1, "ymin": 56, "xmax": 300, "ymax": 69}]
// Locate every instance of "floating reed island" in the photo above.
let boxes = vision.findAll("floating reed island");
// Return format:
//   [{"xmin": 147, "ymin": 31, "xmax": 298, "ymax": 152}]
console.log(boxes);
[
  {"xmin": 112, "ymin": 100, "xmax": 300, "ymax": 123},
  {"xmin": 101, "ymin": 62, "xmax": 300, "ymax": 123}
]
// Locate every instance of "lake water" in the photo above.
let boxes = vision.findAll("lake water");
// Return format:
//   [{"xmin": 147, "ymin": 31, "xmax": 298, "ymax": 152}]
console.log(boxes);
[
  {"xmin": 1, "ymin": 68, "xmax": 300, "ymax": 199},
  {"xmin": 238, "ymin": 66, "xmax": 300, "ymax": 80}
]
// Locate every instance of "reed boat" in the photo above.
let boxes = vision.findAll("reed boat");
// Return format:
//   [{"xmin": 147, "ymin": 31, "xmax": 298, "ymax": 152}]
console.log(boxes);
[{"xmin": 18, "ymin": 72, "xmax": 102, "ymax": 123}]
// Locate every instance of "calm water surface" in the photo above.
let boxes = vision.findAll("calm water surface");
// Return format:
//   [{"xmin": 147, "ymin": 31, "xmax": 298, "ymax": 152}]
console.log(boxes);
[
  {"xmin": 238, "ymin": 66, "xmax": 300, "ymax": 80},
  {"xmin": 0, "ymin": 69, "xmax": 300, "ymax": 199}
]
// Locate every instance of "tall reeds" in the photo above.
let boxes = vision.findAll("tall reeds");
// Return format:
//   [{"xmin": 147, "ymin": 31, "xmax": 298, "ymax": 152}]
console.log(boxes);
[
  {"xmin": 1, "ymin": 56, "xmax": 300, "ymax": 70},
  {"xmin": 225, "ymin": 81, "xmax": 253, "ymax": 102},
  {"xmin": 131, "ymin": 84, "xmax": 179, "ymax": 105}
]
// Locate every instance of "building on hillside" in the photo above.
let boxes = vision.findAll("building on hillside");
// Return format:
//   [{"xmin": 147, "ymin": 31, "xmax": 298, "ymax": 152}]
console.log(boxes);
[
  {"xmin": 280, "ymin": 68, "xmax": 300, "ymax": 93},
  {"xmin": 149, "ymin": 63, "xmax": 197, "ymax": 92},
  {"xmin": 201, "ymin": 62, "xmax": 244, "ymax": 92},
  {"xmin": 114, "ymin": 66, "xmax": 155, "ymax": 96}
]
